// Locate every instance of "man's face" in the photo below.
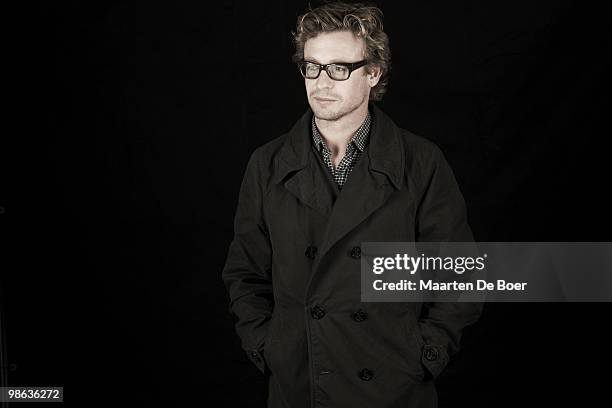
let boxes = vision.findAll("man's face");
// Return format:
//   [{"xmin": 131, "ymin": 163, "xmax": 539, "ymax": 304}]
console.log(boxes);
[{"xmin": 303, "ymin": 30, "xmax": 378, "ymax": 121}]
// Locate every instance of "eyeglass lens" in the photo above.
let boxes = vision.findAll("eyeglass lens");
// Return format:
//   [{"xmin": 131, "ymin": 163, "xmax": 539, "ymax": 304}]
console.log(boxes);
[{"xmin": 302, "ymin": 63, "xmax": 350, "ymax": 80}]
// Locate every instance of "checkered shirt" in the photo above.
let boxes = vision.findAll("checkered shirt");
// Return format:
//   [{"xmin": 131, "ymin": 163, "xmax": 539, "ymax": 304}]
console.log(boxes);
[{"xmin": 311, "ymin": 110, "xmax": 371, "ymax": 190}]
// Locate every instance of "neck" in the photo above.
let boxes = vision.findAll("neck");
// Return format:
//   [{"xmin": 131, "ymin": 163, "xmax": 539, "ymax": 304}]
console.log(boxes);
[{"xmin": 315, "ymin": 102, "xmax": 369, "ymax": 154}]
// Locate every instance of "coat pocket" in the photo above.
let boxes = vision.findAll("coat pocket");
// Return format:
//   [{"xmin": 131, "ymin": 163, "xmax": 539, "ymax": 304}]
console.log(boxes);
[
  {"xmin": 262, "ymin": 311, "xmax": 281, "ymax": 373},
  {"xmin": 401, "ymin": 319, "xmax": 427, "ymax": 382},
  {"xmin": 367, "ymin": 315, "xmax": 427, "ymax": 384},
  {"xmin": 409, "ymin": 320, "xmax": 426, "ymax": 351}
]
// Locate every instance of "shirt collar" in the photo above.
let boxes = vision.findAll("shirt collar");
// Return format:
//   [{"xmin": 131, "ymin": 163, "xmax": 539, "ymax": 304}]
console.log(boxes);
[{"xmin": 311, "ymin": 109, "xmax": 371, "ymax": 153}]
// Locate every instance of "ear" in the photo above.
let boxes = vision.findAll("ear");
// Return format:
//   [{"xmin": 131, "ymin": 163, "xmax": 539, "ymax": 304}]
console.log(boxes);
[{"xmin": 367, "ymin": 65, "xmax": 382, "ymax": 88}]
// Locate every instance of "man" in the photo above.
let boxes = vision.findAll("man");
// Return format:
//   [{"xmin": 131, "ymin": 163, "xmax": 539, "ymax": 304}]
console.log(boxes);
[{"xmin": 222, "ymin": 2, "xmax": 482, "ymax": 407}]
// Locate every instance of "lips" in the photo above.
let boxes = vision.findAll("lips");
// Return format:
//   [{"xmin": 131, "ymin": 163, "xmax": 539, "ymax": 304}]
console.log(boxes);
[{"xmin": 314, "ymin": 97, "xmax": 337, "ymax": 102}]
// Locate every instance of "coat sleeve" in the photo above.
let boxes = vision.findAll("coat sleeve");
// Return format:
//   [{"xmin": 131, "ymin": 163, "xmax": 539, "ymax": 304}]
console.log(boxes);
[
  {"xmin": 415, "ymin": 145, "xmax": 483, "ymax": 380},
  {"xmin": 221, "ymin": 149, "xmax": 273, "ymax": 374}
]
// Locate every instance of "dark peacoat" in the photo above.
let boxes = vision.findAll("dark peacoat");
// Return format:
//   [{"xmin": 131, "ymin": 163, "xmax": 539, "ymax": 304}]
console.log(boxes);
[{"xmin": 222, "ymin": 102, "xmax": 482, "ymax": 408}]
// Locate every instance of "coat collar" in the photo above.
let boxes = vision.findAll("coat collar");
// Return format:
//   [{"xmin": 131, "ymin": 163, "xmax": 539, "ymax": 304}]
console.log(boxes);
[{"xmin": 274, "ymin": 102, "xmax": 404, "ymax": 189}]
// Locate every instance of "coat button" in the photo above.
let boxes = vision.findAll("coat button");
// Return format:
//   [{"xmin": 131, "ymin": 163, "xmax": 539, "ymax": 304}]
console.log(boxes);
[
  {"xmin": 310, "ymin": 304, "xmax": 326, "ymax": 319},
  {"xmin": 352, "ymin": 309, "xmax": 368, "ymax": 322},
  {"xmin": 424, "ymin": 346, "xmax": 439, "ymax": 361},
  {"xmin": 350, "ymin": 246, "xmax": 361, "ymax": 259},
  {"xmin": 250, "ymin": 350, "xmax": 262, "ymax": 363},
  {"xmin": 358, "ymin": 368, "xmax": 374, "ymax": 381},
  {"xmin": 305, "ymin": 245, "xmax": 318, "ymax": 259}
]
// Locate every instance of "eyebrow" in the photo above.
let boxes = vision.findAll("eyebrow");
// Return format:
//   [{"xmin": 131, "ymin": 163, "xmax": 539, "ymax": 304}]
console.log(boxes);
[{"xmin": 303, "ymin": 57, "xmax": 352, "ymax": 64}]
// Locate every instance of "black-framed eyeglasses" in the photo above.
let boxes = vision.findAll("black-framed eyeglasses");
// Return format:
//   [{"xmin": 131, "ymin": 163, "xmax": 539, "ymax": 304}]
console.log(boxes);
[{"xmin": 298, "ymin": 59, "xmax": 368, "ymax": 81}]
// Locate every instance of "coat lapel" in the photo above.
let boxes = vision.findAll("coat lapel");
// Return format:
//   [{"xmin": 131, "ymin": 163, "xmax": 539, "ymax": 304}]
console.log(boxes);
[
  {"xmin": 283, "ymin": 155, "xmax": 334, "ymax": 216},
  {"xmin": 313, "ymin": 104, "xmax": 405, "ymax": 268},
  {"xmin": 274, "ymin": 102, "xmax": 405, "ymax": 264},
  {"xmin": 274, "ymin": 107, "xmax": 334, "ymax": 216},
  {"xmin": 313, "ymin": 152, "xmax": 394, "ymax": 266}
]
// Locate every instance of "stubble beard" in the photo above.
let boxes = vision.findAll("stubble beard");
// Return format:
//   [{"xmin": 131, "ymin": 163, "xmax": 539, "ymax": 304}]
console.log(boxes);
[{"xmin": 311, "ymin": 93, "xmax": 367, "ymax": 122}]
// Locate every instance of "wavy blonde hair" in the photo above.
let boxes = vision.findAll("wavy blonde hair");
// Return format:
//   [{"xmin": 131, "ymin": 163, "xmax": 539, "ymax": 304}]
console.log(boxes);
[{"xmin": 291, "ymin": 1, "xmax": 391, "ymax": 101}]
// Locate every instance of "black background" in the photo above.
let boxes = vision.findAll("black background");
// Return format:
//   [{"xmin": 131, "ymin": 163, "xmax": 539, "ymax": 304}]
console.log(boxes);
[{"xmin": 4, "ymin": 0, "xmax": 611, "ymax": 406}]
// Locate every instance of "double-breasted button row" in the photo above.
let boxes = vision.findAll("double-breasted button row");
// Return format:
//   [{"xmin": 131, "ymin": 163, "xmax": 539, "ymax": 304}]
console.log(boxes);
[
  {"xmin": 311, "ymin": 304, "xmax": 326, "ymax": 319},
  {"xmin": 305, "ymin": 245, "xmax": 317, "ymax": 259},
  {"xmin": 305, "ymin": 245, "xmax": 361, "ymax": 259},
  {"xmin": 310, "ymin": 306, "xmax": 368, "ymax": 321},
  {"xmin": 352, "ymin": 309, "xmax": 368, "ymax": 322},
  {"xmin": 423, "ymin": 345, "xmax": 439, "ymax": 361},
  {"xmin": 358, "ymin": 368, "xmax": 374, "ymax": 381}
]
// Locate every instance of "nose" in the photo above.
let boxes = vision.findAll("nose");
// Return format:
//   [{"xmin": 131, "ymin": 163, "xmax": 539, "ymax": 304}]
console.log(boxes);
[{"xmin": 315, "ymin": 69, "xmax": 334, "ymax": 90}]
